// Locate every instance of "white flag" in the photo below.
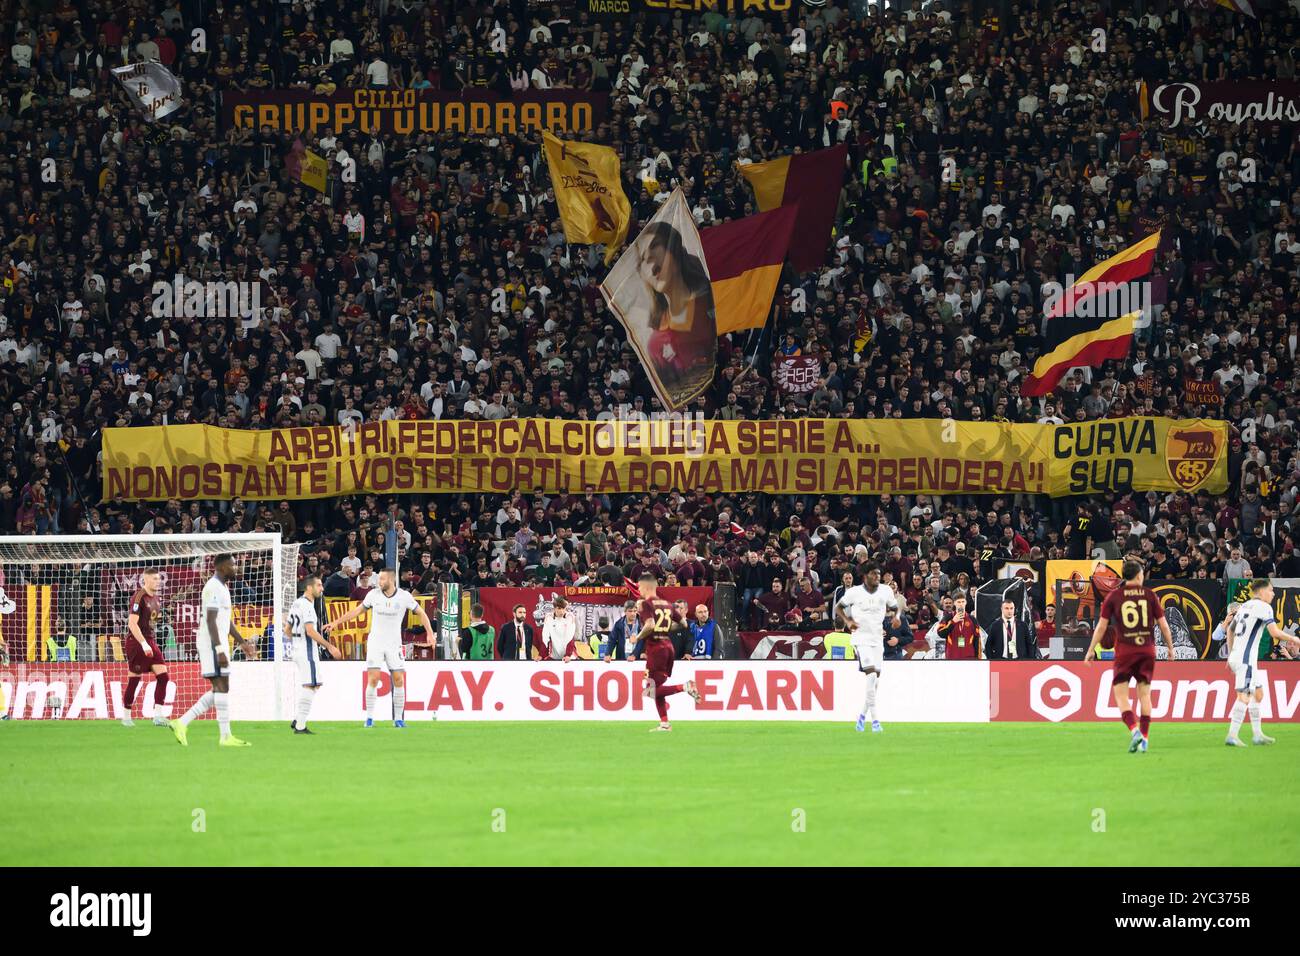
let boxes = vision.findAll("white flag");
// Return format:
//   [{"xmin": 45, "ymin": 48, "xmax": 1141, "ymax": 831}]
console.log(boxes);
[{"xmin": 111, "ymin": 61, "xmax": 183, "ymax": 122}]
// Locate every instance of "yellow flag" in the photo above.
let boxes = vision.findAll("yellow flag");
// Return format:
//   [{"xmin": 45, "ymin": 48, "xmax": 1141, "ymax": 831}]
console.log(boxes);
[
  {"xmin": 300, "ymin": 148, "xmax": 328, "ymax": 194},
  {"xmin": 542, "ymin": 130, "xmax": 631, "ymax": 264}
]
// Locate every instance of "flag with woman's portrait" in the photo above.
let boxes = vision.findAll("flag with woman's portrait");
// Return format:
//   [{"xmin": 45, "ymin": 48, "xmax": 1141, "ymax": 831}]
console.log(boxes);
[{"xmin": 600, "ymin": 189, "xmax": 716, "ymax": 411}]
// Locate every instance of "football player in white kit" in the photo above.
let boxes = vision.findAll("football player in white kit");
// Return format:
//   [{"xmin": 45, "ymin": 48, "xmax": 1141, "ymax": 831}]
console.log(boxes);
[
  {"xmin": 170, "ymin": 554, "xmax": 259, "ymax": 747},
  {"xmin": 1224, "ymin": 579, "xmax": 1300, "ymax": 747},
  {"xmin": 836, "ymin": 564, "xmax": 899, "ymax": 733},
  {"xmin": 288, "ymin": 575, "xmax": 341, "ymax": 735},
  {"xmin": 325, "ymin": 568, "xmax": 434, "ymax": 728}
]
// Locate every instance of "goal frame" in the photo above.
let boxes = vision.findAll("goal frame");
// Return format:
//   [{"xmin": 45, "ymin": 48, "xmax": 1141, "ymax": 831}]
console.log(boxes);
[{"xmin": 0, "ymin": 532, "xmax": 293, "ymax": 720}]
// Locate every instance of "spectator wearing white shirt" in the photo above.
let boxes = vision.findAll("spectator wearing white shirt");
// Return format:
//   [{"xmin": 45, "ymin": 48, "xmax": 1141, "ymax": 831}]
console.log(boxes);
[
  {"xmin": 981, "ymin": 195, "xmax": 1006, "ymax": 227},
  {"xmin": 1050, "ymin": 201, "xmax": 1077, "ymax": 225},
  {"xmin": 329, "ymin": 34, "xmax": 354, "ymax": 63},
  {"xmin": 541, "ymin": 598, "xmax": 577, "ymax": 661},
  {"xmin": 366, "ymin": 56, "xmax": 390, "ymax": 86}
]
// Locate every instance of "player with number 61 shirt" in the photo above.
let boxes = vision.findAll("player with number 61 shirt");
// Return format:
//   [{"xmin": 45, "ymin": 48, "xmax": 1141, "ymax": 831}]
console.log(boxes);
[{"xmin": 1085, "ymin": 559, "xmax": 1175, "ymax": 754}]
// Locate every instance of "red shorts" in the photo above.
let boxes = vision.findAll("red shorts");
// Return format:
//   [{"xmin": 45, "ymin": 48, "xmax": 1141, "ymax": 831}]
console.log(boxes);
[
  {"xmin": 124, "ymin": 637, "xmax": 164, "ymax": 674},
  {"xmin": 644, "ymin": 639, "xmax": 674, "ymax": 677},
  {"xmin": 1113, "ymin": 646, "xmax": 1156, "ymax": 686}
]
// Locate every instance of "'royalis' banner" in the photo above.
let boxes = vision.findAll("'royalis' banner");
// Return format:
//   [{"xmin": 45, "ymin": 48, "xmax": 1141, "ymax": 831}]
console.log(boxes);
[{"xmin": 1146, "ymin": 81, "xmax": 1300, "ymax": 129}]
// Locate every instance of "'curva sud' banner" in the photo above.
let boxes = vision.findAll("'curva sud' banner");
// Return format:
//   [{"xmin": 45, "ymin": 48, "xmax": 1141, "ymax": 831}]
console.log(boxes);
[
  {"xmin": 991, "ymin": 661, "xmax": 1300, "ymax": 723},
  {"xmin": 102, "ymin": 417, "xmax": 1228, "ymax": 500},
  {"xmin": 221, "ymin": 89, "xmax": 607, "ymax": 134}
]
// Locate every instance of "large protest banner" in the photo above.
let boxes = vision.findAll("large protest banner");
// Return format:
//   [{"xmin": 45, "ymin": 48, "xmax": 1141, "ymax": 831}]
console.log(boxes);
[
  {"xmin": 102, "ymin": 417, "xmax": 1228, "ymax": 501},
  {"xmin": 221, "ymin": 89, "xmax": 607, "ymax": 135}
]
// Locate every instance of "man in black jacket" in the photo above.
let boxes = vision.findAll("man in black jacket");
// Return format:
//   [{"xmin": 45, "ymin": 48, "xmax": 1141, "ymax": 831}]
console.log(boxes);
[
  {"xmin": 496, "ymin": 603, "xmax": 535, "ymax": 661},
  {"xmin": 983, "ymin": 599, "xmax": 1040, "ymax": 660},
  {"xmin": 882, "ymin": 612, "xmax": 914, "ymax": 660}
]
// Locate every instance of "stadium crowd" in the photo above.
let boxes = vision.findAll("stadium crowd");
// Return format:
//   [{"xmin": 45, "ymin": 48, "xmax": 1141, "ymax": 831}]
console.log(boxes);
[{"xmin": 1, "ymin": 0, "xmax": 1298, "ymax": 653}]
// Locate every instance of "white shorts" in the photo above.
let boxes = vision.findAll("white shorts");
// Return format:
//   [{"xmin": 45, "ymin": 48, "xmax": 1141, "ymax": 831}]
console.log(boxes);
[
  {"xmin": 365, "ymin": 638, "xmax": 405, "ymax": 672},
  {"xmin": 294, "ymin": 638, "xmax": 323, "ymax": 687},
  {"xmin": 1231, "ymin": 659, "xmax": 1263, "ymax": 693},
  {"xmin": 853, "ymin": 641, "xmax": 884, "ymax": 671},
  {"xmin": 197, "ymin": 636, "xmax": 228, "ymax": 680}
]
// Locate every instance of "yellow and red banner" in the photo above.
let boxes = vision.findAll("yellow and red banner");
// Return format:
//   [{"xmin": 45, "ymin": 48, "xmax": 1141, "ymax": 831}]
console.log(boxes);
[
  {"xmin": 700, "ymin": 205, "xmax": 797, "ymax": 334},
  {"xmin": 1023, "ymin": 231, "xmax": 1161, "ymax": 397},
  {"xmin": 1044, "ymin": 230, "xmax": 1161, "ymax": 321},
  {"xmin": 103, "ymin": 417, "xmax": 1228, "ymax": 500},
  {"xmin": 738, "ymin": 144, "xmax": 846, "ymax": 272}
]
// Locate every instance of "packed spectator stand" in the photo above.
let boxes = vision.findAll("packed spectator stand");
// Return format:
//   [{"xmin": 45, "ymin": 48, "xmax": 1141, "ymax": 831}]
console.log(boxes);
[{"xmin": 1, "ymin": 0, "xmax": 1297, "ymax": 658}]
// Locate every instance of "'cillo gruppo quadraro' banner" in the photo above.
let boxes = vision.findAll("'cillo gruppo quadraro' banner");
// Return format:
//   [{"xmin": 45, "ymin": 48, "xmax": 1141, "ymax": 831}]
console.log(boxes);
[{"xmin": 102, "ymin": 417, "xmax": 1228, "ymax": 501}]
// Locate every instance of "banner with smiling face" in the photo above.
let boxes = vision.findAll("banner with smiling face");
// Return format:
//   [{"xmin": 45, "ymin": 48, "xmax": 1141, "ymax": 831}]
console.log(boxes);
[{"xmin": 600, "ymin": 189, "xmax": 716, "ymax": 411}]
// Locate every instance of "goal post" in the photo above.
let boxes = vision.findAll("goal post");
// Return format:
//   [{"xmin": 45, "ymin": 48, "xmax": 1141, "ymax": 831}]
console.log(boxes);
[{"xmin": 0, "ymin": 534, "xmax": 300, "ymax": 721}]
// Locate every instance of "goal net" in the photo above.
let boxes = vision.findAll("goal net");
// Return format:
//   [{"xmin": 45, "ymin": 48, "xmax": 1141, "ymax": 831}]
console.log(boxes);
[{"xmin": 0, "ymin": 534, "xmax": 299, "ymax": 721}]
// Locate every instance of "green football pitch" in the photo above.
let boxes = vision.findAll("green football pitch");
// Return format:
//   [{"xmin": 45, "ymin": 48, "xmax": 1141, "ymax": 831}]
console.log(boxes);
[{"xmin": 2, "ymin": 721, "xmax": 1294, "ymax": 866}]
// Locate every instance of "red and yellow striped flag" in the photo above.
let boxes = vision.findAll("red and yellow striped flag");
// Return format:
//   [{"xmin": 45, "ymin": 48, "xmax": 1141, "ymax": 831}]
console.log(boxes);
[
  {"xmin": 700, "ymin": 206, "xmax": 797, "ymax": 334},
  {"xmin": 1216, "ymin": 0, "xmax": 1255, "ymax": 17},
  {"xmin": 1044, "ymin": 230, "xmax": 1161, "ymax": 321},
  {"xmin": 1022, "ymin": 231, "xmax": 1161, "ymax": 397},
  {"xmin": 738, "ymin": 144, "xmax": 846, "ymax": 273}
]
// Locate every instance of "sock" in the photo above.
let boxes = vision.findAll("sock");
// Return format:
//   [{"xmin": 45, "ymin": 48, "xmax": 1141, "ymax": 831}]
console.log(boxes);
[
  {"xmin": 1228, "ymin": 701, "xmax": 1247, "ymax": 739},
  {"xmin": 214, "ymin": 692, "xmax": 231, "ymax": 740},
  {"xmin": 1248, "ymin": 701, "xmax": 1262, "ymax": 737},
  {"xmin": 123, "ymin": 676, "xmax": 141, "ymax": 711},
  {"xmin": 1121, "ymin": 709, "xmax": 1136, "ymax": 731},
  {"xmin": 180, "ymin": 691, "xmax": 213, "ymax": 726},
  {"xmin": 296, "ymin": 687, "xmax": 315, "ymax": 730},
  {"xmin": 152, "ymin": 672, "xmax": 170, "ymax": 717},
  {"xmin": 366, "ymin": 686, "xmax": 377, "ymax": 718},
  {"xmin": 645, "ymin": 673, "xmax": 667, "ymax": 722},
  {"xmin": 864, "ymin": 672, "xmax": 879, "ymax": 721},
  {"xmin": 393, "ymin": 684, "xmax": 406, "ymax": 721},
  {"xmin": 1139, "ymin": 714, "xmax": 1150, "ymax": 739},
  {"xmin": 657, "ymin": 684, "xmax": 682, "ymax": 698}
]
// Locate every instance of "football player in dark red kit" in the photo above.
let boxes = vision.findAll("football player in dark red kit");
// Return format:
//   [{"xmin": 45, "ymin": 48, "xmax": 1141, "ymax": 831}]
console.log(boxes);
[
  {"xmin": 1085, "ymin": 559, "xmax": 1175, "ymax": 753},
  {"xmin": 636, "ymin": 572, "xmax": 700, "ymax": 732},
  {"xmin": 122, "ymin": 569, "xmax": 172, "ymax": 728}
]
